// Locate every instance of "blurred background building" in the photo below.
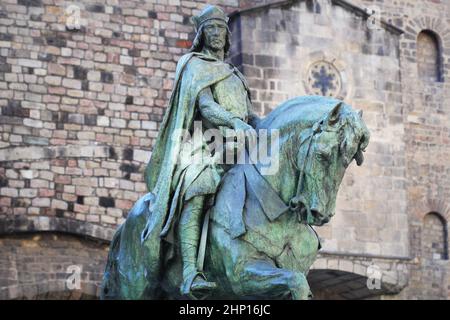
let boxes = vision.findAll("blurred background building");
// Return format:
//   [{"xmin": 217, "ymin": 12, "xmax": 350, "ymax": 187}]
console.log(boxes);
[{"xmin": 0, "ymin": 0, "xmax": 448, "ymax": 299}]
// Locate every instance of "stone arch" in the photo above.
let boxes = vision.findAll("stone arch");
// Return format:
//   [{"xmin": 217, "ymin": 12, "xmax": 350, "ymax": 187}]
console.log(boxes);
[
  {"xmin": 0, "ymin": 231, "xmax": 109, "ymax": 300},
  {"xmin": 308, "ymin": 269, "xmax": 374, "ymax": 299},
  {"xmin": 410, "ymin": 198, "xmax": 450, "ymax": 222},
  {"xmin": 308, "ymin": 255, "xmax": 408, "ymax": 299},
  {"xmin": 4, "ymin": 280, "xmax": 100, "ymax": 300},
  {"xmin": 409, "ymin": 198, "xmax": 450, "ymax": 257},
  {"xmin": 0, "ymin": 215, "xmax": 114, "ymax": 299},
  {"xmin": 403, "ymin": 210, "xmax": 449, "ymax": 299},
  {"xmin": 416, "ymin": 30, "xmax": 443, "ymax": 82},
  {"xmin": 403, "ymin": 16, "xmax": 448, "ymax": 82},
  {"xmin": 422, "ymin": 212, "xmax": 448, "ymax": 260},
  {"xmin": 0, "ymin": 215, "xmax": 116, "ymax": 241}
]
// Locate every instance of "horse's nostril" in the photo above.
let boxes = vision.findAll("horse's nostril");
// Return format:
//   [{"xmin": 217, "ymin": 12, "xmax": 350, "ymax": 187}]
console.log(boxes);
[
  {"xmin": 311, "ymin": 210, "xmax": 320, "ymax": 218},
  {"xmin": 310, "ymin": 209, "xmax": 331, "ymax": 225}
]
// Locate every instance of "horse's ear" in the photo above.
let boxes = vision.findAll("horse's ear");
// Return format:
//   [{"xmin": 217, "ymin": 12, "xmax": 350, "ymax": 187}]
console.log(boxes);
[{"xmin": 327, "ymin": 102, "xmax": 343, "ymax": 126}]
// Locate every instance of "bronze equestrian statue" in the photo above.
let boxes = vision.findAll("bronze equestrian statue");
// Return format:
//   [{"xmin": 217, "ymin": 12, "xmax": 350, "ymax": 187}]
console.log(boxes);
[{"xmin": 100, "ymin": 5, "xmax": 370, "ymax": 300}]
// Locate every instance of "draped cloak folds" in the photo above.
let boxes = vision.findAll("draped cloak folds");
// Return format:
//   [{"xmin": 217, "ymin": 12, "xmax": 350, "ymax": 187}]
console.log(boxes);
[{"xmin": 135, "ymin": 52, "xmax": 248, "ymax": 296}]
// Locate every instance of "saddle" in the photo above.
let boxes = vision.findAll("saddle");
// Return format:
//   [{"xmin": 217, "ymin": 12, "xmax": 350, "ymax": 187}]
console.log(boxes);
[{"xmin": 205, "ymin": 153, "xmax": 290, "ymax": 239}]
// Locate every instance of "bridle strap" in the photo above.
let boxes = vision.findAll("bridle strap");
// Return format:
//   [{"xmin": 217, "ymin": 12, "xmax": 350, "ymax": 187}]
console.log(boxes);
[{"xmin": 289, "ymin": 120, "xmax": 323, "ymax": 224}]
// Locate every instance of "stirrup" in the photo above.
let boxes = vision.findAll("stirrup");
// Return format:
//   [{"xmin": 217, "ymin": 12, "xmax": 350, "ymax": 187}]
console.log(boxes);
[{"xmin": 181, "ymin": 272, "xmax": 216, "ymax": 300}]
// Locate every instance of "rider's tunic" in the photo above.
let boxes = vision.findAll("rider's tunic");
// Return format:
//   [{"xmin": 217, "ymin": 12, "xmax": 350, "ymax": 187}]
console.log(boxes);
[
  {"xmin": 175, "ymin": 61, "xmax": 252, "ymax": 203},
  {"xmin": 210, "ymin": 65, "xmax": 250, "ymax": 124}
]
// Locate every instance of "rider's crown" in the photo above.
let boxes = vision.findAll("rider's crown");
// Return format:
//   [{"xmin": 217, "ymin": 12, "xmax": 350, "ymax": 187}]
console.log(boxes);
[{"xmin": 191, "ymin": 5, "xmax": 229, "ymax": 32}]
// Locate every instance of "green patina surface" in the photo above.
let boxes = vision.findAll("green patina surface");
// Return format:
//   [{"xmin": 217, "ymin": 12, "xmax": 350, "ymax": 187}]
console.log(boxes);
[
  {"xmin": 100, "ymin": 5, "xmax": 370, "ymax": 300},
  {"xmin": 101, "ymin": 95, "xmax": 370, "ymax": 300}
]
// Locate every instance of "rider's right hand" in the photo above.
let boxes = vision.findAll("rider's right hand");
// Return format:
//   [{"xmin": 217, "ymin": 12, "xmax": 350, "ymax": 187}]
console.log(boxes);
[
  {"xmin": 231, "ymin": 118, "xmax": 257, "ymax": 153},
  {"xmin": 232, "ymin": 118, "xmax": 254, "ymax": 132}
]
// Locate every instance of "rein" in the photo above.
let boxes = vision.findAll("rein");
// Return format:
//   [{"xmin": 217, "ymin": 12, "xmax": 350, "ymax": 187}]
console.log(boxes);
[{"xmin": 288, "ymin": 119, "xmax": 323, "ymax": 224}]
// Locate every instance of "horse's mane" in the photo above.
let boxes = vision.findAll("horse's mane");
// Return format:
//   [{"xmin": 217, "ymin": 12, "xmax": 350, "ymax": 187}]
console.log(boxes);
[
  {"xmin": 256, "ymin": 95, "xmax": 348, "ymax": 132},
  {"xmin": 253, "ymin": 95, "xmax": 367, "ymax": 172}
]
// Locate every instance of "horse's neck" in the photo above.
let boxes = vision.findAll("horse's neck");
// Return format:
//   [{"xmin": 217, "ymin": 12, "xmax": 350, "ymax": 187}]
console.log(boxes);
[
  {"xmin": 253, "ymin": 119, "xmax": 316, "ymax": 204},
  {"xmin": 253, "ymin": 140, "xmax": 299, "ymax": 205}
]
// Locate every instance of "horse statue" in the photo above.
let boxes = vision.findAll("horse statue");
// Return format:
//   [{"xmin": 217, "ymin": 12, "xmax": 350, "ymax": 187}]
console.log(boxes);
[{"xmin": 101, "ymin": 95, "xmax": 370, "ymax": 299}]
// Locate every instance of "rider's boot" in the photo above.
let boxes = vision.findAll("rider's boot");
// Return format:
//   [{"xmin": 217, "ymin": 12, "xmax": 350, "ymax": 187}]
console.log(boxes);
[{"xmin": 179, "ymin": 195, "xmax": 217, "ymax": 299}]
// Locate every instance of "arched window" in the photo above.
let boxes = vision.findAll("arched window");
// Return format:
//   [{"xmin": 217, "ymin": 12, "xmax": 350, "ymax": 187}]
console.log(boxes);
[
  {"xmin": 417, "ymin": 30, "xmax": 443, "ymax": 82},
  {"xmin": 422, "ymin": 212, "xmax": 448, "ymax": 260}
]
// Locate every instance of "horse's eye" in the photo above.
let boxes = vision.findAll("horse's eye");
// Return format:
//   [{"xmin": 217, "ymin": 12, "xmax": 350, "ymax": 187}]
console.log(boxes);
[{"xmin": 316, "ymin": 150, "xmax": 330, "ymax": 161}]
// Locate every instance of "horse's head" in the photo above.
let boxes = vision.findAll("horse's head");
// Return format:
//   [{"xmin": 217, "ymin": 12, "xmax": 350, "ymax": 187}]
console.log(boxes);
[{"xmin": 290, "ymin": 101, "xmax": 370, "ymax": 226}]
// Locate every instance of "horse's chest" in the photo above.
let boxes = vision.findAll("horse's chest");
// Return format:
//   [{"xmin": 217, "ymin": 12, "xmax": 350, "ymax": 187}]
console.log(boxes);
[{"xmin": 242, "ymin": 214, "xmax": 319, "ymax": 272}]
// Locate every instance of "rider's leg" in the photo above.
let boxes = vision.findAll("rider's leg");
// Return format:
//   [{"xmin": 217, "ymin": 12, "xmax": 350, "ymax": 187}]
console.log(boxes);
[{"xmin": 178, "ymin": 194, "xmax": 216, "ymax": 296}]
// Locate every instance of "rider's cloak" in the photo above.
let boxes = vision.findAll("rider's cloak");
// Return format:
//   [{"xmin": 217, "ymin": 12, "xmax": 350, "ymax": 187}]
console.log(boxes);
[
  {"xmin": 143, "ymin": 52, "xmax": 236, "ymax": 244},
  {"xmin": 102, "ymin": 52, "xmax": 247, "ymax": 299}
]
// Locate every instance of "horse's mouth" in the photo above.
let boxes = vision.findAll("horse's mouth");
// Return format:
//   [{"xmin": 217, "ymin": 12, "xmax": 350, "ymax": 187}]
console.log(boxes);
[
  {"xmin": 310, "ymin": 210, "xmax": 330, "ymax": 226},
  {"xmin": 291, "ymin": 198, "xmax": 332, "ymax": 226}
]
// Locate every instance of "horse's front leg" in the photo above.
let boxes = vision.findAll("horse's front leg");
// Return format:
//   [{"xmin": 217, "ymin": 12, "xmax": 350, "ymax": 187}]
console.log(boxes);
[{"xmin": 233, "ymin": 260, "xmax": 312, "ymax": 300}]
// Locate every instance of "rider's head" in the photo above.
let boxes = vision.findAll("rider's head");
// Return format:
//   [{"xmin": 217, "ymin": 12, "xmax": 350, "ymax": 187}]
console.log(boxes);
[{"xmin": 190, "ymin": 5, "xmax": 231, "ymax": 57}]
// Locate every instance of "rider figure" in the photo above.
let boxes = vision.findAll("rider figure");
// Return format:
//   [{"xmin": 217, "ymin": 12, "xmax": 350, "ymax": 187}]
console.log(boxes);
[{"xmin": 176, "ymin": 5, "xmax": 260, "ymax": 298}]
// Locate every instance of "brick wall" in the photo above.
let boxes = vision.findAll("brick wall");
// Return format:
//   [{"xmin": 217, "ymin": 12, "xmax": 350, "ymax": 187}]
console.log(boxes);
[
  {"xmin": 0, "ymin": 0, "xmax": 246, "ymax": 300},
  {"xmin": 354, "ymin": 0, "xmax": 450, "ymax": 299},
  {"xmin": 229, "ymin": 0, "xmax": 408, "ymax": 258},
  {"xmin": 229, "ymin": 0, "xmax": 450, "ymax": 299},
  {"xmin": 1, "ymin": 0, "xmax": 450, "ymax": 299},
  {"xmin": 0, "ymin": 232, "xmax": 108, "ymax": 299},
  {"xmin": 0, "ymin": 0, "xmax": 242, "ymax": 227}
]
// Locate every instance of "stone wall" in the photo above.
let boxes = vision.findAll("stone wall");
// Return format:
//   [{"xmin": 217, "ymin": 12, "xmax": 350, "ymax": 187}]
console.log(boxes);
[
  {"xmin": 0, "ymin": 232, "xmax": 109, "ymax": 299},
  {"xmin": 0, "ymin": 0, "xmax": 241, "ymax": 227},
  {"xmin": 229, "ymin": 0, "xmax": 450, "ymax": 299},
  {"xmin": 354, "ymin": 0, "xmax": 450, "ymax": 300},
  {"xmin": 309, "ymin": 251, "xmax": 409, "ymax": 299},
  {"xmin": 0, "ymin": 0, "xmax": 242, "ymax": 299},
  {"xmin": 229, "ymin": 0, "xmax": 408, "ymax": 259},
  {"xmin": 1, "ymin": 0, "xmax": 450, "ymax": 299}
]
